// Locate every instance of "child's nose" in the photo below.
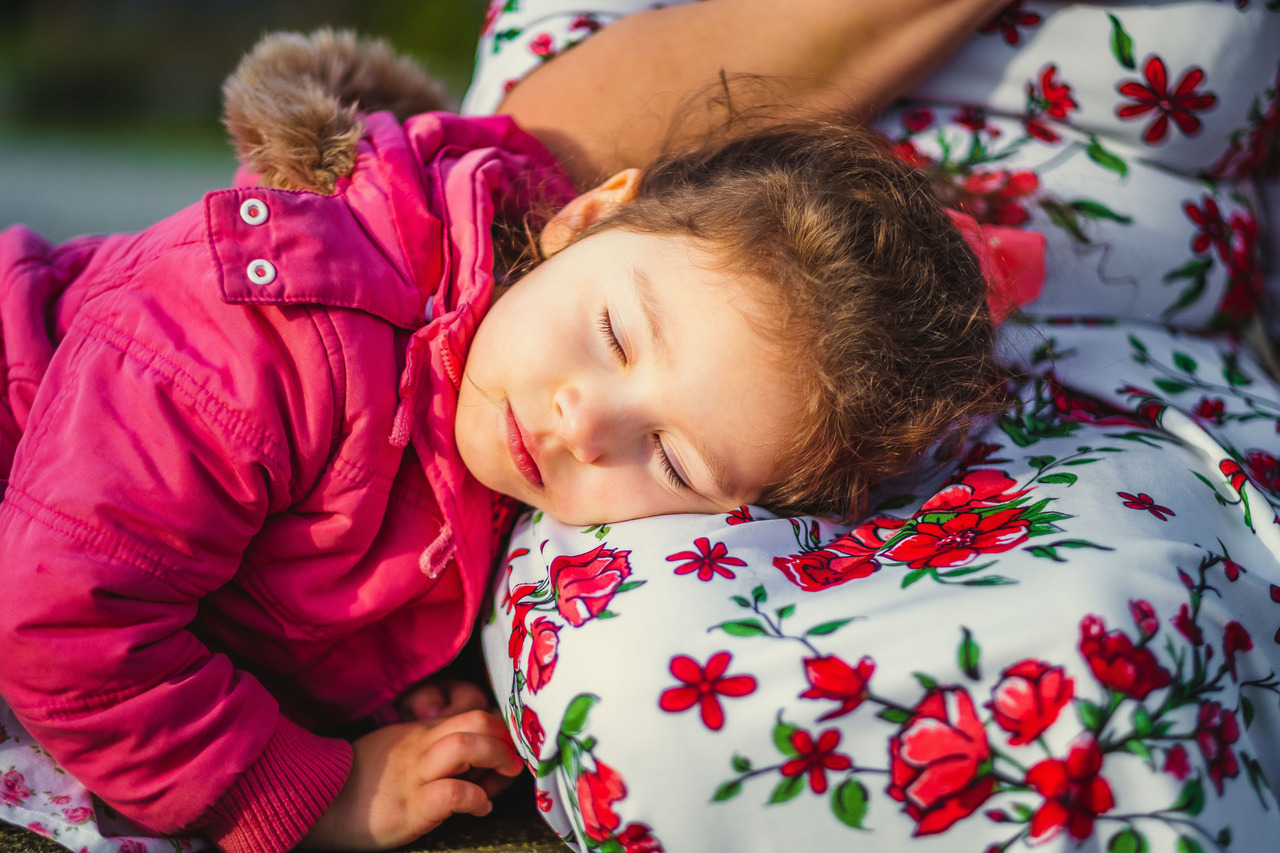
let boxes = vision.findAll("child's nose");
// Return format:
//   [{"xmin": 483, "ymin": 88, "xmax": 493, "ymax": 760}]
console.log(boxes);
[{"xmin": 554, "ymin": 385, "xmax": 624, "ymax": 464}]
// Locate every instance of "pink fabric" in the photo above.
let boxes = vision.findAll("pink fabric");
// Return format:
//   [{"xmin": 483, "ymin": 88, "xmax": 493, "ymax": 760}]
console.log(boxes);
[
  {"xmin": 947, "ymin": 209, "xmax": 1047, "ymax": 323},
  {"xmin": 0, "ymin": 111, "xmax": 572, "ymax": 847}
]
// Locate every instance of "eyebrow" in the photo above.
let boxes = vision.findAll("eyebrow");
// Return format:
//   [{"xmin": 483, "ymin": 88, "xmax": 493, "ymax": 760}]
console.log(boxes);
[{"xmin": 630, "ymin": 265, "xmax": 737, "ymax": 502}]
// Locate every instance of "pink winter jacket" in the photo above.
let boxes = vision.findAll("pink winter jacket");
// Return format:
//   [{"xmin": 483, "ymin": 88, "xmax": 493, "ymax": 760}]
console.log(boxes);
[{"xmin": 0, "ymin": 111, "xmax": 570, "ymax": 851}]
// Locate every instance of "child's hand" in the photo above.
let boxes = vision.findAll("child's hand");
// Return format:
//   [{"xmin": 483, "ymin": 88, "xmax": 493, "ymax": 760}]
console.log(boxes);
[
  {"xmin": 396, "ymin": 677, "xmax": 492, "ymax": 720},
  {"xmin": 300, "ymin": 710, "xmax": 523, "ymax": 851}
]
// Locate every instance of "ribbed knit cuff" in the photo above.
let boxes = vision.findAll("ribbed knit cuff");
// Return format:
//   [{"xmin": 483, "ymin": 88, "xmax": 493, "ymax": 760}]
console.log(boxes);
[{"xmin": 197, "ymin": 715, "xmax": 353, "ymax": 853}]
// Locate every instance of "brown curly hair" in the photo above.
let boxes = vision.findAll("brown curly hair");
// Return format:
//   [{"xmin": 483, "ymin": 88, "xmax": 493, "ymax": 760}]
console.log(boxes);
[{"xmin": 579, "ymin": 120, "xmax": 1006, "ymax": 521}]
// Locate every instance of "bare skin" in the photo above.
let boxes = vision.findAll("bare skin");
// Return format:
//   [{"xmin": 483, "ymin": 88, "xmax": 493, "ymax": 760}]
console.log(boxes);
[{"xmin": 498, "ymin": 0, "xmax": 1013, "ymax": 188}]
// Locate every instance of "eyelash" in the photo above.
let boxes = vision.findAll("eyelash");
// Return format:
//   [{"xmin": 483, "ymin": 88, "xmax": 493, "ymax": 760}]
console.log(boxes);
[
  {"xmin": 653, "ymin": 434, "xmax": 689, "ymax": 491},
  {"xmin": 597, "ymin": 309, "xmax": 627, "ymax": 365}
]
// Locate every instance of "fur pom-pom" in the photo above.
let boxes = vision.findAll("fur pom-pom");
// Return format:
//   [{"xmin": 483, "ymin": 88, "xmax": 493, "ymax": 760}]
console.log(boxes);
[{"xmin": 222, "ymin": 28, "xmax": 453, "ymax": 194}]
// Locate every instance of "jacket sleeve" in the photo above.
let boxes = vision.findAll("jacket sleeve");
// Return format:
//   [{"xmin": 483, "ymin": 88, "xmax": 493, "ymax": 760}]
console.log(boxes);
[{"xmin": 0, "ymin": 242, "xmax": 350, "ymax": 849}]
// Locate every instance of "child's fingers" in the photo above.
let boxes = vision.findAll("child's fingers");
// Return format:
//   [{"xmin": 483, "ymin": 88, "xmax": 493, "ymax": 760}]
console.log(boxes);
[
  {"xmin": 400, "ymin": 679, "xmax": 492, "ymax": 719},
  {"xmin": 416, "ymin": 777, "xmax": 495, "ymax": 825},
  {"xmin": 416, "ymin": 713, "xmax": 524, "ymax": 781}
]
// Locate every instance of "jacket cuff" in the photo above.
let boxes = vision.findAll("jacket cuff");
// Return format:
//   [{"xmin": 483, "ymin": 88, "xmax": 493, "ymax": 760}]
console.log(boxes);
[{"xmin": 197, "ymin": 715, "xmax": 353, "ymax": 853}]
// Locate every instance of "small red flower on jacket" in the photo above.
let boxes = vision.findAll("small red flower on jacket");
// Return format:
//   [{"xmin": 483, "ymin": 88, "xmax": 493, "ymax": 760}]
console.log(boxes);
[
  {"xmin": 980, "ymin": 0, "xmax": 1042, "ymax": 45},
  {"xmin": 780, "ymin": 727, "xmax": 853, "ymax": 794},
  {"xmin": 1195, "ymin": 701, "xmax": 1241, "ymax": 795},
  {"xmin": 888, "ymin": 687, "xmax": 996, "ymax": 835},
  {"xmin": 801, "ymin": 654, "xmax": 876, "ymax": 720},
  {"xmin": 525, "ymin": 617, "xmax": 560, "ymax": 693},
  {"xmin": 988, "ymin": 659, "xmax": 1074, "ymax": 745},
  {"xmin": 1025, "ymin": 737, "xmax": 1115, "ymax": 842},
  {"xmin": 667, "ymin": 537, "xmax": 747, "ymax": 582},
  {"xmin": 884, "ymin": 507, "xmax": 1029, "ymax": 569},
  {"xmin": 578, "ymin": 759, "xmax": 627, "ymax": 842},
  {"xmin": 1223, "ymin": 621, "xmax": 1253, "ymax": 681},
  {"xmin": 658, "ymin": 651, "xmax": 757, "ymax": 731},
  {"xmin": 551, "ymin": 544, "xmax": 632, "ymax": 627},
  {"xmin": 1116, "ymin": 55, "xmax": 1218, "ymax": 144},
  {"xmin": 1078, "ymin": 615, "xmax": 1171, "ymax": 700},
  {"xmin": 1117, "ymin": 491, "xmax": 1175, "ymax": 520}
]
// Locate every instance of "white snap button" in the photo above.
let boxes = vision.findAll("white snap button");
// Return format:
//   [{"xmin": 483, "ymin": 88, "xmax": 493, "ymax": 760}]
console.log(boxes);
[
  {"xmin": 247, "ymin": 259, "xmax": 276, "ymax": 285},
  {"xmin": 239, "ymin": 198, "xmax": 269, "ymax": 225}
]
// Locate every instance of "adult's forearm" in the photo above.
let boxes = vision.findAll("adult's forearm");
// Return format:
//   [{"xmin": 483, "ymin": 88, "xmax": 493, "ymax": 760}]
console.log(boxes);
[{"xmin": 497, "ymin": 0, "xmax": 1011, "ymax": 187}]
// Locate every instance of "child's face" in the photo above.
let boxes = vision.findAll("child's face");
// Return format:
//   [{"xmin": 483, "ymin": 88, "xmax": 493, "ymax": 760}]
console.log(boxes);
[{"xmin": 456, "ymin": 227, "xmax": 800, "ymax": 525}]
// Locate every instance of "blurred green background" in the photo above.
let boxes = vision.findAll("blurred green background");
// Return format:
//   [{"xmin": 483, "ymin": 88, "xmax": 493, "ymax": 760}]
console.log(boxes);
[{"xmin": 0, "ymin": 0, "xmax": 489, "ymax": 240}]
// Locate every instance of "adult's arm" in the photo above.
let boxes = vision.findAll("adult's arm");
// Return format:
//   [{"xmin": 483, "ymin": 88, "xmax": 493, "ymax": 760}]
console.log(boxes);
[{"xmin": 497, "ymin": 0, "xmax": 1012, "ymax": 187}]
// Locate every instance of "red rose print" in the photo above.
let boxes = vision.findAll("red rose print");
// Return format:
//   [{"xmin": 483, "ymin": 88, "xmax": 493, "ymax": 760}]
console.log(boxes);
[
  {"xmin": 1128, "ymin": 599, "xmax": 1159, "ymax": 637},
  {"xmin": 658, "ymin": 651, "xmax": 757, "ymax": 731},
  {"xmin": 506, "ymin": 582, "xmax": 540, "ymax": 662},
  {"xmin": 1078, "ymin": 615, "xmax": 1171, "ymax": 700},
  {"xmin": 25, "ymin": 824, "xmax": 51, "ymax": 839},
  {"xmin": 1117, "ymin": 491, "xmax": 1175, "ymax": 520},
  {"xmin": 954, "ymin": 169, "xmax": 1040, "ymax": 226},
  {"xmin": 980, "ymin": 0, "xmax": 1042, "ymax": 45},
  {"xmin": 618, "ymin": 822, "xmax": 664, "ymax": 853},
  {"xmin": 536, "ymin": 788, "xmax": 553, "ymax": 812},
  {"xmin": 529, "ymin": 32, "xmax": 555, "ymax": 57},
  {"xmin": 578, "ymin": 759, "xmax": 627, "ymax": 842},
  {"xmin": 1172, "ymin": 603, "xmax": 1203, "ymax": 645},
  {"xmin": 667, "ymin": 537, "xmax": 747, "ymax": 582},
  {"xmin": 1195, "ymin": 701, "xmax": 1240, "ymax": 795},
  {"xmin": 520, "ymin": 705, "xmax": 546, "ymax": 757},
  {"xmin": 923, "ymin": 468, "xmax": 1029, "ymax": 513},
  {"xmin": 1192, "ymin": 396, "xmax": 1227, "ymax": 425},
  {"xmin": 61, "ymin": 806, "xmax": 93, "ymax": 825},
  {"xmin": 526, "ymin": 617, "xmax": 560, "ymax": 693},
  {"xmin": 1164, "ymin": 744, "xmax": 1192, "ymax": 780},
  {"xmin": 0, "ymin": 769, "xmax": 31, "ymax": 806},
  {"xmin": 1223, "ymin": 621, "xmax": 1253, "ymax": 680},
  {"xmin": 1245, "ymin": 449, "xmax": 1280, "ymax": 493},
  {"xmin": 1221, "ymin": 459, "xmax": 1248, "ymax": 492},
  {"xmin": 893, "ymin": 139, "xmax": 934, "ymax": 168},
  {"xmin": 773, "ymin": 522, "xmax": 890, "ymax": 590},
  {"xmin": 1116, "ymin": 55, "xmax": 1218, "ymax": 144},
  {"xmin": 988, "ymin": 659, "xmax": 1074, "ymax": 745},
  {"xmin": 551, "ymin": 544, "xmax": 632, "ymax": 627},
  {"xmin": 118, "ymin": 841, "xmax": 147, "ymax": 853},
  {"xmin": 1050, "ymin": 378, "xmax": 1151, "ymax": 427},
  {"xmin": 780, "ymin": 727, "xmax": 853, "ymax": 794},
  {"xmin": 1026, "ymin": 738, "xmax": 1115, "ymax": 842},
  {"xmin": 888, "ymin": 688, "xmax": 996, "ymax": 835},
  {"xmin": 800, "ymin": 655, "xmax": 875, "ymax": 720},
  {"xmin": 49, "ymin": 795, "xmax": 71, "ymax": 806},
  {"xmin": 570, "ymin": 13, "xmax": 603, "ymax": 32},
  {"xmin": 883, "ymin": 507, "xmax": 1029, "ymax": 569}
]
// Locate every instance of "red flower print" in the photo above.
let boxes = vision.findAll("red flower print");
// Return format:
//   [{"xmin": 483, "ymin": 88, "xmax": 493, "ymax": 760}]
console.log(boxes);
[
  {"xmin": 49, "ymin": 794, "xmax": 71, "ymax": 805},
  {"xmin": 1116, "ymin": 56, "xmax": 1218, "ymax": 144},
  {"xmin": 954, "ymin": 105, "xmax": 997, "ymax": 135},
  {"xmin": 118, "ymin": 842, "xmax": 147, "ymax": 853},
  {"xmin": 883, "ymin": 507, "xmax": 1029, "ymax": 569},
  {"xmin": 1223, "ymin": 558, "xmax": 1243, "ymax": 581},
  {"xmin": 800, "ymin": 655, "xmax": 875, "ymax": 721},
  {"xmin": 726, "ymin": 506, "xmax": 753, "ymax": 525},
  {"xmin": 525, "ymin": 617, "xmax": 560, "ymax": 693},
  {"xmin": 1050, "ymin": 378, "xmax": 1151, "ymax": 427},
  {"xmin": 1078, "ymin": 615, "xmax": 1171, "ymax": 700},
  {"xmin": 1245, "ymin": 449, "xmax": 1280, "ymax": 492},
  {"xmin": 980, "ymin": 0, "xmax": 1042, "ymax": 45},
  {"xmin": 1172, "ymin": 603, "xmax": 1203, "ymax": 645},
  {"xmin": 923, "ymin": 468, "xmax": 1029, "ymax": 513},
  {"xmin": 1223, "ymin": 621, "xmax": 1253, "ymax": 681},
  {"xmin": 62, "ymin": 806, "xmax": 93, "ymax": 825},
  {"xmin": 0, "ymin": 769, "xmax": 31, "ymax": 806},
  {"xmin": 519, "ymin": 706, "xmax": 545, "ymax": 757},
  {"xmin": 1117, "ymin": 491, "xmax": 1175, "ymax": 520},
  {"xmin": 903, "ymin": 107, "xmax": 935, "ymax": 133},
  {"xmin": 570, "ymin": 13, "xmax": 603, "ymax": 33},
  {"xmin": 1128, "ymin": 599, "xmax": 1159, "ymax": 637},
  {"xmin": 954, "ymin": 169, "xmax": 1040, "ymax": 226},
  {"xmin": 1026, "ymin": 738, "xmax": 1115, "ymax": 842},
  {"xmin": 780, "ymin": 727, "xmax": 853, "ymax": 794},
  {"xmin": 536, "ymin": 788, "xmax": 553, "ymax": 812},
  {"xmin": 1192, "ymin": 396, "xmax": 1227, "ymax": 424},
  {"xmin": 618, "ymin": 822, "xmax": 664, "ymax": 853},
  {"xmin": 893, "ymin": 139, "xmax": 934, "ymax": 168},
  {"xmin": 888, "ymin": 688, "xmax": 996, "ymax": 835},
  {"xmin": 667, "ymin": 537, "xmax": 746, "ymax": 582},
  {"xmin": 1217, "ymin": 210, "xmax": 1262, "ymax": 323},
  {"xmin": 988, "ymin": 659, "xmax": 1074, "ymax": 746},
  {"xmin": 773, "ymin": 521, "xmax": 891, "ymax": 591},
  {"xmin": 1195, "ymin": 701, "xmax": 1240, "ymax": 795},
  {"xmin": 1024, "ymin": 65, "xmax": 1077, "ymax": 142},
  {"xmin": 1164, "ymin": 744, "xmax": 1192, "ymax": 780},
  {"xmin": 551, "ymin": 544, "xmax": 632, "ymax": 627},
  {"xmin": 578, "ymin": 759, "xmax": 627, "ymax": 842},
  {"xmin": 25, "ymin": 824, "xmax": 52, "ymax": 839},
  {"xmin": 1221, "ymin": 458, "xmax": 1248, "ymax": 492},
  {"xmin": 480, "ymin": 0, "xmax": 504, "ymax": 36},
  {"xmin": 506, "ymin": 582, "xmax": 540, "ymax": 662},
  {"xmin": 529, "ymin": 32, "xmax": 555, "ymax": 57},
  {"xmin": 658, "ymin": 651, "xmax": 757, "ymax": 731},
  {"xmin": 1185, "ymin": 195, "xmax": 1229, "ymax": 256}
]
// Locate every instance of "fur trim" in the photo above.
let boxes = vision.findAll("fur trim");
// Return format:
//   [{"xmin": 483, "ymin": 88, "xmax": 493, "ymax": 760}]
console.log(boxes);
[{"xmin": 222, "ymin": 29, "xmax": 453, "ymax": 194}]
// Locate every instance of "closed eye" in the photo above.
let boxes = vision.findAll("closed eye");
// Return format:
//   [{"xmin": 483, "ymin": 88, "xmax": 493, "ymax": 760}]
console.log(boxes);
[
  {"xmin": 598, "ymin": 308, "xmax": 627, "ymax": 365},
  {"xmin": 653, "ymin": 434, "xmax": 689, "ymax": 491}
]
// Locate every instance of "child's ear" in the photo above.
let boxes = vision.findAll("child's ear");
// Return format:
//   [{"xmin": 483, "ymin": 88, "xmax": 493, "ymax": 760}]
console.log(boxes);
[{"xmin": 539, "ymin": 168, "xmax": 642, "ymax": 257}]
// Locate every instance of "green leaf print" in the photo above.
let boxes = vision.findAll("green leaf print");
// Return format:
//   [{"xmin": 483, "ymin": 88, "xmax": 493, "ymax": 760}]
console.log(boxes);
[
  {"xmin": 1108, "ymin": 827, "xmax": 1149, "ymax": 853},
  {"xmin": 831, "ymin": 778, "xmax": 871, "ymax": 829},
  {"xmin": 1108, "ymin": 14, "xmax": 1136, "ymax": 69},
  {"xmin": 958, "ymin": 627, "xmax": 982, "ymax": 680},
  {"xmin": 560, "ymin": 693, "xmax": 600, "ymax": 738},
  {"xmin": 1087, "ymin": 135, "xmax": 1129, "ymax": 177}
]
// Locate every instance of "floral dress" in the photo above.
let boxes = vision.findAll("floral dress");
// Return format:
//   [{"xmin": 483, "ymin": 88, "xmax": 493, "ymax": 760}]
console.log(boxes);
[{"xmin": 466, "ymin": 1, "xmax": 1280, "ymax": 852}]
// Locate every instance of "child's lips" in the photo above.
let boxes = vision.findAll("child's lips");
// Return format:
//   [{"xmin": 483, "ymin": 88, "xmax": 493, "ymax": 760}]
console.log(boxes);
[{"xmin": 506, "ymin": 405, "xmax": 543, "ymax": 489}]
